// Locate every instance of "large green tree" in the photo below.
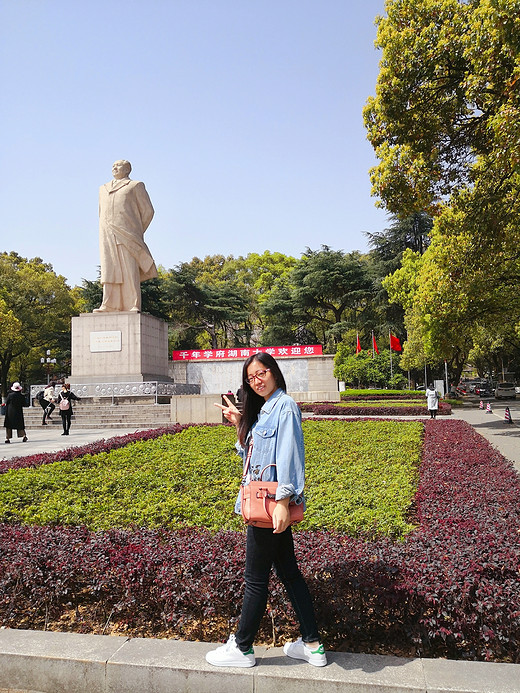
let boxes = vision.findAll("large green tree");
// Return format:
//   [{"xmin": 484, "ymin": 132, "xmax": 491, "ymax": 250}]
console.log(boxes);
[
  {"xmin": 333, "ymin": 343, "xmax": 407, "ymax": 389},
  {"xmin": 365, "ymin": 0, "xmax": 520, "ymax": 377},
  {"xmin": 0, "ymin": 252, "xmax": 76, "ymax": 397},
  {"xmin": 366, "ymin": 212, "xmax": 432, "ymax": 275},
  {"xmin": 162, "ymin": 260, "xmax": 251, "ymax": 349},
  {"xmin": 364, "ymin": 0, "xmax": 520, "ymax": 217},
  {"xmin": 262, "ymin": 247, "xmax": 376, "ymax": 351}
]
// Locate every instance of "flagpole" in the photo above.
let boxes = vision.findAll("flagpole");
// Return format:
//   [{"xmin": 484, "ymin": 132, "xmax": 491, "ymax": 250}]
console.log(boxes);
[
  {"xmin": 371, "ymin": 331, "xmax": 374, "ymax": 359},
  {"xmin": 389, "ymin": 331, "xmax": 393, "ymax": 379}
]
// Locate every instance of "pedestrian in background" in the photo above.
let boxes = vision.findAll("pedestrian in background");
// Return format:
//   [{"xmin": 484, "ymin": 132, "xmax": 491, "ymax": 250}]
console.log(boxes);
[
  {"xmin": 4, "ymin": 382, "xmax": 28, "ymax": 444},
  {"xmin": 426, "ymin": 383, "xmax": 440, "ymax": 419},
  {"xmin": 41, "ymin": 382, "xmax": 56, "ymax": 425},
  {"xmin": 56, "ymin": 384, "xmax": 80, "ymax": 436}
]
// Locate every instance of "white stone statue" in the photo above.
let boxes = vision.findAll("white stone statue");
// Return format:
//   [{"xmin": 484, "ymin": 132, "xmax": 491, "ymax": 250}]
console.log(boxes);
[{"xmin": 94, "ymin": 160, "xmax": 157, "ymax": 313}]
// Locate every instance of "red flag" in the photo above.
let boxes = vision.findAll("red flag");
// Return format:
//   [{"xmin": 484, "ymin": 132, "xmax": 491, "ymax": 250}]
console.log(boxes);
[
  {"xmin": 372, "ymin": 333, "xmax": 379, "ymax": 355},
  {"xmin": 355, "ymin": 333, "xmax": 362, "ymax": 354},
  {"xmin": 390, "ymin": 333, "xmax": 402, "ymax": 352}
]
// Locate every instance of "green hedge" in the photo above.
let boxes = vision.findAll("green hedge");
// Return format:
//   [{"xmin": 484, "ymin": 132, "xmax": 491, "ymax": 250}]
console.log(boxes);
[
  {"xmin": 0, "ymin": 420, "xmax": 423, "ymax": 540},
  {"xmin": 341, "ymin": 389, "xmax": 424, "ymax": 398},
  {"xmin": 334, "ymin": 400, "xmax": 426, "ymax": 408}
]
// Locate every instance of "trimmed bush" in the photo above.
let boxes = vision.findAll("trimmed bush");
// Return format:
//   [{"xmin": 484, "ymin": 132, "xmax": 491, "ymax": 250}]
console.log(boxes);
[
  {"xmin": 0, "ymin": 425, "xmax": 190, "ymax": 475},
  {"xmin": 341, "ymin": 389, "xmax": 424, "ymax": 400},
  {"xmin": 300, "ymin": 402, "xmax": 451, "ymax": 416}
]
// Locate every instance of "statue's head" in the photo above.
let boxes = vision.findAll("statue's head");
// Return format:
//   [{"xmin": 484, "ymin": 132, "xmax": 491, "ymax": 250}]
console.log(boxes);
[{"xmin": 112, "ymin": 160, "xmax": 132, "ymax": 179}]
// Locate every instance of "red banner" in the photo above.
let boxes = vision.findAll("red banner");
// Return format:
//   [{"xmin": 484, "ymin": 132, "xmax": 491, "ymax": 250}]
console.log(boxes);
[{"xmin": 172, "ymin": 345, "xmax": 323, "ymax": 361}]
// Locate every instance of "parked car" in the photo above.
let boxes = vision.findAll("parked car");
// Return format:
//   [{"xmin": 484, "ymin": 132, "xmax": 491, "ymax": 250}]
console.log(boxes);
[
  {"xmin": 469, "ymin": 379, "xmax": 488, "ymax": 393},
  {"xmin": 494, "ymin": 382, "xmax": 517, "ymax": 400},
  {"xmin": 474, "ymin": 383, "xmax": 493, "ymax": 397}
]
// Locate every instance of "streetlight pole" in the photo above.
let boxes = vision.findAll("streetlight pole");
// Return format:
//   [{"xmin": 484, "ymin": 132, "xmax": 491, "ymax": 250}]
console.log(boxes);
[{"xmin": 40, "ymin": 350, "xmax": 57, "ymax": 385}]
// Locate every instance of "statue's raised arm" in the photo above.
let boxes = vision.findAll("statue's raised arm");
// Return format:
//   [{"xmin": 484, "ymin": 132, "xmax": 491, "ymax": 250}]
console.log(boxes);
[{"xmin": 94, "ymin": 160, "xmax": 157, "ymax": 313}]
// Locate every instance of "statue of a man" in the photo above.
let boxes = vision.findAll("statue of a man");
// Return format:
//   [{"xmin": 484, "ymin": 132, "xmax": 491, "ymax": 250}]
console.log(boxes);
[{"xmin": 94, "ymin": 160, "xmax": 157, "ymax": 313}]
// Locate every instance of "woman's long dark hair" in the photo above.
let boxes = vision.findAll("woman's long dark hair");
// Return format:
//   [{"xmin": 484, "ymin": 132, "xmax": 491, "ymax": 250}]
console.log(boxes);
[{"xmin": 237, "ymin": 352, "xmax": 287, "ymax": 446}]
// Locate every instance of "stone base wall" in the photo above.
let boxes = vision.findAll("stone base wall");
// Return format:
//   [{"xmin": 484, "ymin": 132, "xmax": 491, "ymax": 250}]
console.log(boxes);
[
  {"xmin": 171, "ymin": 395, "xmax": 224, "ymax": 425},
  {"xmin": 171, "ymin": 388, "xmax": 340, "ymax": 425},
  {"xmin": 71, "ymin": 312, "xmax": 171, "ymax": 383},
  {"xmin": 169, "ymin": 355, "xmax": 338, "ymax": 396}
]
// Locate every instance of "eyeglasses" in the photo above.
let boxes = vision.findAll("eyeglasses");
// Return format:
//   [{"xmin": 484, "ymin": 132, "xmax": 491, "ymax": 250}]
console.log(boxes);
[{"xmin": 246, "ymin": 368, "xmax": 271, "ymax": 385}]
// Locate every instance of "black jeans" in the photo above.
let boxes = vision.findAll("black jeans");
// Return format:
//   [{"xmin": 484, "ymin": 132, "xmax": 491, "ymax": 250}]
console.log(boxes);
[
  {"xmin": 61, "ymin": 411, "xmax": 72, "ymax": 433},
  {"xmin": 40, "ymin": 400, "xmax": 55, "ymax": 423},
  {"xmin": 235, "ymin": 525, "xmax": 320, "ymax": 652}
]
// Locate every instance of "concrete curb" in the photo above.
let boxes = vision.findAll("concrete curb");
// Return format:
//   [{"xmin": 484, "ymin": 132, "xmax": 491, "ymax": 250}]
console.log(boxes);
[{"xmin": 0, "ymin": 629, "xmax": 519, "ymax": 693}]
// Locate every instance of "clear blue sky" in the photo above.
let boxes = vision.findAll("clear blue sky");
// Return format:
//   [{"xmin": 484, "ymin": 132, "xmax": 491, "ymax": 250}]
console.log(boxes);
[{"xmin": 1, "ymin": 0, "xmax": 388, "ymax": 289}]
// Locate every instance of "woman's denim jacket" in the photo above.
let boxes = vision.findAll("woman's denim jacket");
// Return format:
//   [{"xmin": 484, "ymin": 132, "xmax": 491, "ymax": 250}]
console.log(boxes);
[{"xmin": 234, "ymin": 388, "xmax": 305, "ymax": 515}]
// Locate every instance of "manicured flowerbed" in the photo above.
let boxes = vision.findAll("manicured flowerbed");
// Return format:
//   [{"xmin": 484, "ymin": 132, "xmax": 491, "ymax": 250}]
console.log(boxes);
[
  {"xmin": 300, "ymin": 401, "xmax": 452, "ymax": 416},
  {"xmin": 341, "ymin": 389, "xmax": 424, "ymax": 400},
  {"xmin": 0, "ymin": 420, "xmax": 421, "ymax": 537},
  {"xmin": 0, "ymin": 419, "xmax": 519, "ymax": 662}
]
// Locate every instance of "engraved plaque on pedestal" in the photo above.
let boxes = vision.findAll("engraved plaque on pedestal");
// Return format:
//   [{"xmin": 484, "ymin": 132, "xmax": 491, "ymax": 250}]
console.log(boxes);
[{"xmin": 71, "ymin": 312, "xmax": 170, "ymax": 383}]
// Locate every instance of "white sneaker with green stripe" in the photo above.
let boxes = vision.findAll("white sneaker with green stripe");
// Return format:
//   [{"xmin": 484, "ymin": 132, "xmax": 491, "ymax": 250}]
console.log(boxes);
[
  {"xmin": 205, "ymin": 634, "xmax": 255, "ymax": 667},
  {"xmin": 283, "ymin": 638, "xmax": 327, "ymax": 666}
]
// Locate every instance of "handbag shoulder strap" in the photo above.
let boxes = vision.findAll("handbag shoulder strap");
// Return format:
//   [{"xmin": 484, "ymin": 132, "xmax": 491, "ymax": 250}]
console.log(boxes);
[{"xmin": 241, "ymin": 438, "xmax": 253, "ymax": 484}]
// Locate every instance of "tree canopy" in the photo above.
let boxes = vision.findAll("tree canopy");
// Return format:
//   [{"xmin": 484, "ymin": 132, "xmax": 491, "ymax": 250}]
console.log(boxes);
[
  {"xmin": 365, "ymin": 0, "xmax": 520, "ymax": 380},
  {"xmin": 0, "ymin": 252, "xmax": 76, "ymax": 396},
  {"xmin": 262, "ymin": 246, "xmax": 377, "ymax": 350}
]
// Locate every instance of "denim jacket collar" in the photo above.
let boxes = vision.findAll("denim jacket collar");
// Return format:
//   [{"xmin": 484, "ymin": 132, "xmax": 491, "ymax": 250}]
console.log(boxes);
[{"xmin": 259, "ymin": 388, "xmax": 285, "ymax": 415}]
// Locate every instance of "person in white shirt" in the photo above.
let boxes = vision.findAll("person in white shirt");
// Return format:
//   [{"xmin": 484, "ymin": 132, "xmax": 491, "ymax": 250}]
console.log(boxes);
[{"xmin": 41, "ymin": 383, "xmax": 56, "ymax": 425}]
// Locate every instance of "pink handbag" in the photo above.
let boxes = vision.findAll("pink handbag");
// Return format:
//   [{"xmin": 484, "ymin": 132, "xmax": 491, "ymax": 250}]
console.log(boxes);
[{"xmin": 240, "ymin": 441, "xmax": 304, "ymax": 529}]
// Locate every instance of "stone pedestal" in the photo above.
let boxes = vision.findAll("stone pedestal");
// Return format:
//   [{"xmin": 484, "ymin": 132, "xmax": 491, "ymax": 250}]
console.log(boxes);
[{"xmin": 71, "ymin": 312, "xmax": 170, "ymax": 383}]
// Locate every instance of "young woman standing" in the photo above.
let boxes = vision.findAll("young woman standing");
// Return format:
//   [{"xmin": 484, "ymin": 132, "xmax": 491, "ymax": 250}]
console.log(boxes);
[
  {"xmin": 56, "ymin": 384, "xmax": 81, "ymax": 436},
  {"xmin": 206, "ymin": 352, "xmax": 326, "ymax": 668}
]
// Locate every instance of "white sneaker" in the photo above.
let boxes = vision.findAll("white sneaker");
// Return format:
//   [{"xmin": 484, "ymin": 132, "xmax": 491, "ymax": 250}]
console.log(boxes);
[
  {"xmin": 283, "ymin": 637, "xmax": 327, "ymax": 667},
  {"xmin": 205, "ymin": 634, "xmax": 256, "ymax": 668}
]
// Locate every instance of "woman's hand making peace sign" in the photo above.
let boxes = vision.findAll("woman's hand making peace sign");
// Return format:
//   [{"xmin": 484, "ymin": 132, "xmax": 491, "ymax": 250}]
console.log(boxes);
[{"xmin": 214, "ymin": 394, "xmax": 242, "ymax": 428}]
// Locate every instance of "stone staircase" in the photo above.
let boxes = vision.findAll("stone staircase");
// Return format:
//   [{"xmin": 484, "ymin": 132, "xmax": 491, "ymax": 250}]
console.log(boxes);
[{"xmin": 24, "ymin": 402, "xmax": 174, "ymax": 430}]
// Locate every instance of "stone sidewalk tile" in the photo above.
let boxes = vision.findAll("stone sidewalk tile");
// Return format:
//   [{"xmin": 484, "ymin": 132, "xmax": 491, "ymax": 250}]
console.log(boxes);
[
  {"xmin": 255, "ymin": 648, "xmax": 427, "ymax": 693},
  {"xmin": 0, "ymin": 629, "xmax": 128, "ymax": 693},
  {"xmin": 1, "ymin": 629, "xmax": 520, "ymax": 693},
  {"xmin": 105, "ymin": 637, "xmax": 258, "ymax": 693},
  {"xmin": 421, "ymin": 657, "xmax": 520, "ymax": 693}
]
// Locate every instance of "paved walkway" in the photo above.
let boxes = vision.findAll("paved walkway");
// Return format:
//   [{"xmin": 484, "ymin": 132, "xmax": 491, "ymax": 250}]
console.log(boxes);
[
  {"xmin": 1, "ymin": 412, "xmax": 520, "ymax": 692},
  {"xmin": 451, "ymin": 403, "xmax": 520, "ymax": 473}
]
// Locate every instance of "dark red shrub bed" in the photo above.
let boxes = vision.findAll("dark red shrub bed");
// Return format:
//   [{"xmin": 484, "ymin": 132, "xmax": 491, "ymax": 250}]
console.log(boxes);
[
  {"xmin": 0, "ymin": 419, "xmax": 519, "ymax": 662},
  {"xmin": 299, "ymin": 402, "xmax": 451, "ymax": 416}
]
